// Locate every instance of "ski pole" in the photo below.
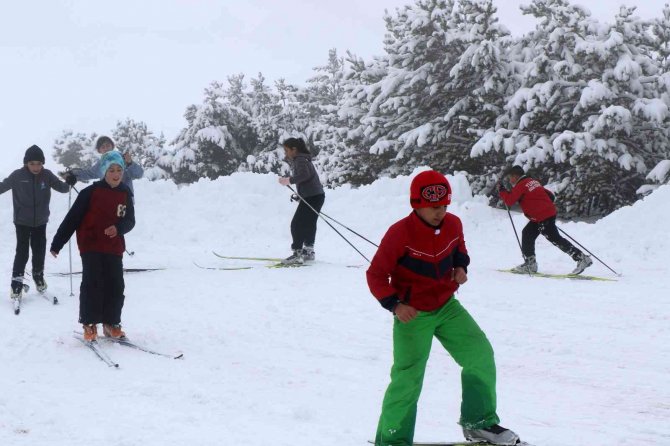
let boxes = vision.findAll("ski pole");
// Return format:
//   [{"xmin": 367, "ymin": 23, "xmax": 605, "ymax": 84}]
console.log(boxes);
[
  {"xmin": 68, "ymin": 188, "xmax": 74, "ymax": 296},
  {"xmin": 288, "ymin": 191, "xmax": 378, "ymax": 248},
  {"xmin": 314, "ymin": 210, "xmax": 378, "ymax": 248},
  {"xmin": 286, "ymin": 185, "xmax": 371, "ymax": 263},
  {"xmin": 505, "ymin": 205, "xmax": 524, "ymax": 254},
  {"xmin": 557, "ymin": 227, "xmax": 621, "ymax": 276}
]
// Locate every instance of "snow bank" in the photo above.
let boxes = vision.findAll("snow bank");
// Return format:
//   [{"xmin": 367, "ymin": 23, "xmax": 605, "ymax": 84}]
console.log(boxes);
[{"xmin": 1, "ymin": 172, "xmax": 668, "ymax": 446}]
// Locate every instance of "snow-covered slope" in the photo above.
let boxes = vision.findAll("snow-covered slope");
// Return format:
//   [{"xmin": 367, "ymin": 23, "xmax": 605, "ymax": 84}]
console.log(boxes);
[{"xmin": 0, "ymin": 172, "xmax": 667, "ymax": 446}]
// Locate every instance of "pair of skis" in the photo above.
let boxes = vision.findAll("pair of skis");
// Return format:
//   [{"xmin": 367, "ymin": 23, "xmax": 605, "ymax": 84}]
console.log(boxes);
[
  {"xmin": 74, "ymin": 331, "xmax": 183, "ymax": 368},
  {"xmin": 200, "ymin": 252, "xmax": 364, "ymax": 270},
  {"xmin": 194, "ymin": 252, "xmax": 309, "ymax": 271},
  {"xmin": 12, "ymin": 284, "xmax": 59, "ymax": 315},
  {"xmin": 54, "ymin": 268, "xmax": 165, "ymax": 276},
  {"xmin": 497, "ymin": 269, "xmax": 617, "ymax": 282}
]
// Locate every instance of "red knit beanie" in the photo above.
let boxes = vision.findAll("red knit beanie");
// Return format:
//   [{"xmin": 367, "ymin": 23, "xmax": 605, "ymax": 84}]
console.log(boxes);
[{"xmin": 410, "ymin": 170, "xmax": 452, "ymax": 209}]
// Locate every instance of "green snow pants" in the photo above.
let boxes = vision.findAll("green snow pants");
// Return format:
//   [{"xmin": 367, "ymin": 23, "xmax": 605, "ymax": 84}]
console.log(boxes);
[{"xmin": 374, "ymin": 297, "xmax": 499, "ymax": 446}]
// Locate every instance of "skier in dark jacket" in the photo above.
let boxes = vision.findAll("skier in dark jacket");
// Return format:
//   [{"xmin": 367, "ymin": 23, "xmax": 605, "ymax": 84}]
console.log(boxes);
[
  {"xmin": 0, "ymin": 145, "xmax": 74, "ymax": 300},
  {"xmin": 277, "ymin": 137, "xmax": 325, "ymax": 265},
  {"xmin": 498, "ymin": 165, "xmax": 592, "ymax": 274},
  {"xmin": 51, "ymin": 151, "xmax": 135, "ymax": 342}
]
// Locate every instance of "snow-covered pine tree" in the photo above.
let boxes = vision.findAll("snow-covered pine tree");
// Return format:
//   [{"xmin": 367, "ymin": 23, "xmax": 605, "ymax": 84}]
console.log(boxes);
[
  {"xmin": 326, "ymin": 0, "xmax": 511, "ymax": 189},
  {"xmin": 245, "ymin": 74, "xmax": 306, "ymax": 175},
  {"xmin": 316, "ymin": 51, "xmax": 393, "ymax": 186},
  {"xmin": 52, "ymin": 130, "xmax": 98, "ymax": 170},
  {"xmin": 303, "ymin": 49, "xmax": 345, "ymax": 149},
  {"xmin": 651, "ymin": 3, "xmax": 670, "ymax": 72},
  {"xmin": 300, "ymin": 48, "xmax": 355, "ymax": 185},
  {"xmin": 168, "ymin": 80, "xmax": 253, "ymax": 184},
  {"xmin": 642, "ymin": 4, "xmax": 670, "ymax": 192},
  {"xmin": 472, "ymin": 0, "xmax": 670, "ymax": 217},
  {"xmin": 112, "ymin": 118, "xmax": 170, "ymax": 180}
]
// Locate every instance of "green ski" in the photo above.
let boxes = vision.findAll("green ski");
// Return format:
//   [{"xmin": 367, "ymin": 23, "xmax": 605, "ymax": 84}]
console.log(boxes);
[
  {"xmin": 212, "ymin": 252, "xmax": 283, "ymax": 262},
  {"xmin": 497, "ymin": 269, "xmax": 617, "ymax": 282}
]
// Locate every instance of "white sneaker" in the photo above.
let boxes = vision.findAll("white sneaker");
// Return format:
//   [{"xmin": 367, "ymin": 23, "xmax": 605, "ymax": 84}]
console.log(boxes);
[
  {"xmin": 571, "ymin": 254, "xmax": 593, "ymax": 275},
  {"xmin": 511, "ymin": 256, "xmax": 537, "ymax": 274},
  {"xmin": 463, "ymin": 424, "xmax": 519, "ymax": 445},
  {"xmin": 281, "ymin": 250, "xmax": 305, "ymax": 265},
  {"xmin": 302, "ymin": 245, "xmax": 315, "ymax": 262}
]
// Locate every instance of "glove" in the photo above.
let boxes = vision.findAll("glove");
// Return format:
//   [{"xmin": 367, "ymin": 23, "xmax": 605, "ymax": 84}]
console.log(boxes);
[
  {"xmin": 290, "ymin": 194, "xmax": 299, "ymax": 202},
  {"xmin": 496, "ymin": 182, "xmax": 504, "ymax": 193},
  {"xmin": 65, "ymin": 173, "xmax": 77, "ymax": 186}
]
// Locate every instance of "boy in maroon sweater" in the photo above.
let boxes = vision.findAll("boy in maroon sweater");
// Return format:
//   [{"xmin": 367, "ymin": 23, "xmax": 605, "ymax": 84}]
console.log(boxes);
[
  {"xmin": 50, "ymin": 151, "xmax": 135, "ymax": 341},
  {"xmin": 498, "ymin": 166, "xmax": 592, "ymax": 275},
  {"xmin": 367, "ymin": 170, "xmax": 520, "ymax": 446}
]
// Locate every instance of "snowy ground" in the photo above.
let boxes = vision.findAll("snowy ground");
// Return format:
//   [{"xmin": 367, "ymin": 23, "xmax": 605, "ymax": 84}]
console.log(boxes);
[{"xmin": 0, "ymin": 172, "xmax": 668, "ymax": 446}]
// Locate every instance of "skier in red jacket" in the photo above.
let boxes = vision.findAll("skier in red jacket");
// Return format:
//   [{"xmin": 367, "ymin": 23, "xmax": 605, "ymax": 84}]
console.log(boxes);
[
  {"xmin": 498, "ymin": 166, "xmax": 592, "ymax": 274},
  {"xmin": 367, "ymin": 170, "xmax": 520, "ymax": 446}
]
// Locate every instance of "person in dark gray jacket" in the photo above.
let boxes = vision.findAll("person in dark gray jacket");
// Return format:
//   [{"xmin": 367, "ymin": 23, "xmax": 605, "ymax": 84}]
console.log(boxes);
[
  {"xmin": 64, "ymin": 136, "xmax": 143, "ymax": 195},
  {"xmin": 0, "ymin": 145, "xmax": 73, "ymax": 299},
  {"xmin": 278, "ymin": 138, "xmax": 325, "ymax": 265}
]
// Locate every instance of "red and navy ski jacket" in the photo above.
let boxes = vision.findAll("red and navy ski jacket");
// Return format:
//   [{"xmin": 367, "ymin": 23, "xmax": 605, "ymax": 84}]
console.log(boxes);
[
  {"xmin": 500, "ymin": 176, "xmax": 556, "ymax": 223},
  {"xmin": 51, "ymin": 180, "xmax": 135, "ymax": 256},
  {"xmin": 366, "ymin": 212, "xmax": 470, "ymax": 313}
]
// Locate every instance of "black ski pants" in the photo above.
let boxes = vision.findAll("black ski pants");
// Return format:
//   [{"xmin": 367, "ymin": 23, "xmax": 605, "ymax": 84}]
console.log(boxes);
[
  {"xmin": 12, "ymin": 224, "xmax": 47, "ymax": 279},
  {"xmin": 79, "ymin": 252, "xmax": 125, "ymax": 325},
  {"xmin": 291, "ymin": 193, "xmax": 325, "ymax": 250},
  {"xmin": 521, "ymin": 217, "xmax": 582, "ymax": 261}
]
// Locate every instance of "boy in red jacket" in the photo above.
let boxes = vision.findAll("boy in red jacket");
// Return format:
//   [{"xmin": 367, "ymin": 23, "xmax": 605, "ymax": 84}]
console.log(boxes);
[
  {"xmin": 367, "ymin": 170, "xmax": 519, "ymax": 446},
  {"xmin": 50, "ymin": 151, "xmax": 135, "ymax": 342},
  {"xmin": 498, "ymin": 166, "xmax": 592, "ymax": 275}
]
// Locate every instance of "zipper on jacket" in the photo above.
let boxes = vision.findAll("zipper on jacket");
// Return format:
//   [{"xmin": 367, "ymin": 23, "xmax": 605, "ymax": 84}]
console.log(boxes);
[
  {"xmin": 433, "ymin": 228, "xmax": 440, "ymax": 307},
  {"xmin": 32, "ymin": 173, "xmax": 37, "ymax": 226}
]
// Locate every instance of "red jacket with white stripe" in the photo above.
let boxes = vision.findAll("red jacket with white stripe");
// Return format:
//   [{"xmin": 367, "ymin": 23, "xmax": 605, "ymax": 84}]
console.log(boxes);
[
  {"xmin": 500, "ymin": 176, "xmax": 556, "ymax": 223},
  {"xmin": 366, "ymin": 212, "xmax": 470, "ymax": 313}
]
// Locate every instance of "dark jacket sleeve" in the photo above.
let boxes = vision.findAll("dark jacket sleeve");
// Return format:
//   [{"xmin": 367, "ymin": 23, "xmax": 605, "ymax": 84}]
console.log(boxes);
[
  {"xmin": 47, "ymin": 170, "xmax": 70, "ymax": 193},
  {"xmin": 289, "ymin": 157, "xmax": 313, "ymax": 185},
  {"xmin": 116, "ymin": 189, "xmax": 135, "ymax": 235},
  {"xmin": 452, "ymin": 219, "xmax": 470, "ymax": 273},
  {"xmin": 0, "ymin": 171, "xmax": 15, "ymax": 195},
  {"xmin": 50, "ymin": 186, "xmax": 93, "ymax": 254},
  {"xmin": 545, "ymin": 188, "xmax": 555, "ymax": 202}
]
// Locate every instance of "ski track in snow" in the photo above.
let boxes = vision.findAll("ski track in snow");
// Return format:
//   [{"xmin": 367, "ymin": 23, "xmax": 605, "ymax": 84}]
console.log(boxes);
[{"xmin": 0, "ymin": 172, "xmax": 668, "ymax": 446}]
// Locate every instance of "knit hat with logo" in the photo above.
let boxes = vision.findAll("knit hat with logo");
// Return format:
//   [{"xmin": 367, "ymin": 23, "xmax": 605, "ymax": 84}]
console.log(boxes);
[
  {"xmin": 410, "ymin": 170, "xmax": 452, "ymax": 209},
  {"xmin": 99, "ymin": 151, "xmax": 126, "ymax": 177},
  {"xmin": 24, "ymin": 145, "xmax": 45, "ymax": 164}
]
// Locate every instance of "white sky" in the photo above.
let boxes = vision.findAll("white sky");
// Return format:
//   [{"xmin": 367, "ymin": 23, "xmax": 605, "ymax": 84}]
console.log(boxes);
[{"xmin": 0, "ymin": 0, "xmax": 667, "ymax": 172}]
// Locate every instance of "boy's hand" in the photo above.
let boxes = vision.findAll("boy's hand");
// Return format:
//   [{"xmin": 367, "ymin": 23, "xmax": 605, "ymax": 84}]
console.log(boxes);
[
  {"xmin": 123, "ymin": 152, "xmax": 133, "ymax": 165},
  {"xmin": 50, "ymin": 250, "xmax": 58, "ymax": 258},
  {"xmin": 278, "ymin": 177, "xmax": 291, "ymax": 186},
  {"xmin": 394, "ymin": 303, "xmax": 418, "ymax": 323},
  {"xmin": 104, "ymin": 226, "xmax": 118, "ymax": 238},
  {"xmin": 453, "ymin": 267, "xmax": 468, "ymax": 284}
]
